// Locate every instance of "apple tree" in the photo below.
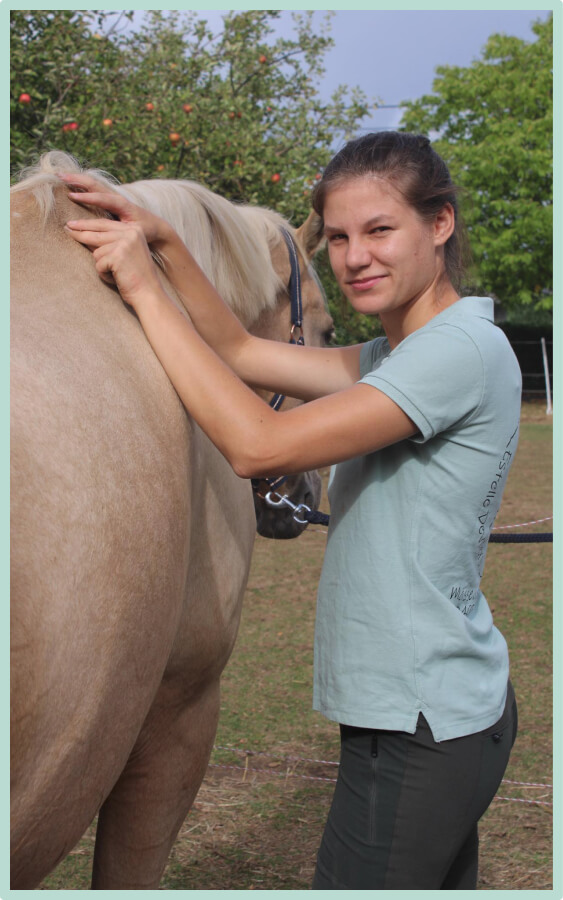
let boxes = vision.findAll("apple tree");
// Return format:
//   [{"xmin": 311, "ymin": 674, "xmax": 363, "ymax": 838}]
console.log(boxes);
[
  {"xmin": 12, "ymin": 9, "xmax": 382, "ymax": 342},
  {"xmin": 10, "ymin": 10, "xmax": 368, "ymax": 224}
]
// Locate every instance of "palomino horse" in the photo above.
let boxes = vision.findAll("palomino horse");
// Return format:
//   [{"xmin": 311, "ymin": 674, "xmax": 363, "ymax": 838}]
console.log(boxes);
[{"xmin": 10, "ymin": 151, "xmax": 332, "ymax": 889}]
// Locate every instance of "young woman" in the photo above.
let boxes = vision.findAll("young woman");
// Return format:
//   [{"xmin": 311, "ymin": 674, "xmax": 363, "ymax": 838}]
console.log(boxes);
[{"xmin": 62, "ymin": 132, "xmax": 520, "ymax": 889}]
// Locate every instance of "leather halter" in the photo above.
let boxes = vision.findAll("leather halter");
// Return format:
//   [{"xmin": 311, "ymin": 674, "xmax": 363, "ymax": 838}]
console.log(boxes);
[
  {"xmin": 251, "ymin": 228, "xmax": 305, "ymax": 497},
  {"xmin": 268, "ymin": 228, "xmax": 305, "ymax": 411}
]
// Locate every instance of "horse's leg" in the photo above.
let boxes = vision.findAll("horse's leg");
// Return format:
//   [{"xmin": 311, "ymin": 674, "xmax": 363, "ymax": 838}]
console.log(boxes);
[
  {"xmin": 90, "ymin": 440, "xmax": 253, "ymax": 890},
  {"xmin": 91, "ymin": 677, "xmax": 221, "ymax": 890}
]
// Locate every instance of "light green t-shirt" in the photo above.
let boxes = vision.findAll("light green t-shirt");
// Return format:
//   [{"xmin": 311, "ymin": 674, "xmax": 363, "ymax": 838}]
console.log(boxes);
[{"xmin": 313, "ymin": 297, "xmax": 522, "ymax": 741}]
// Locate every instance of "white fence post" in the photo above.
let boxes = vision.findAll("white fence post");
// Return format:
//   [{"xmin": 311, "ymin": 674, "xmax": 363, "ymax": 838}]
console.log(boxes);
[{"xmin": 540, "ymin": 337, "xmax": 552, "ymax": 415}]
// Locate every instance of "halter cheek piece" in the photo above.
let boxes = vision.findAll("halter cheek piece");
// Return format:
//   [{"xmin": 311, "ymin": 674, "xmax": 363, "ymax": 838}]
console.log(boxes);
[
  {"xmin": 251, "ymin": 228, "xmax": 304, "ymax": 500},
  {"xmin": 267, "ymin": 228, "xmax": 304, "ymax": 410}
]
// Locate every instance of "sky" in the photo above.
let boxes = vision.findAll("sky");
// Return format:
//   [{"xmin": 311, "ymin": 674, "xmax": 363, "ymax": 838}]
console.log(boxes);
[{"xmin": 166, "ymin": 8, "xmax": 551, "ymax": 135}]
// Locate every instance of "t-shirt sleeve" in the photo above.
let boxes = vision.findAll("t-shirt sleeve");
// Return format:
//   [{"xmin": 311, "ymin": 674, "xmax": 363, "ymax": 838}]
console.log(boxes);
[
  {"xmin": 359, "ymin": 324, "xmax": 485, "ymax": 442},
  {"xmin": 359, "ymin": 336, "xmax": 389, "ymax": 377}
]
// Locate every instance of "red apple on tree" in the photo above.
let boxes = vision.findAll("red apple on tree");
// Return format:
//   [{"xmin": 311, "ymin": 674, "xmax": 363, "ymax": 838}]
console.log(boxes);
[
  {"xmin": 19, "ymin": 93, "xmax": 31, "ymax": 104},
  {"xmin": 103, "ymin": 118, "xmax": 113, "ymax": 127},
  {"xmin": 182, "ymin": 103, "xmax": 193, "ymax": 113},
  {"xmin": 271, "ymin": 173, "xmax": 281, "ymax": 183},
  {"xmin": 145, "ymin": 102, "xmax": 154, "ymax": 112},
  {"xmin": 259, "ymin": 55, "xmax": 267, "ymax": 64}
]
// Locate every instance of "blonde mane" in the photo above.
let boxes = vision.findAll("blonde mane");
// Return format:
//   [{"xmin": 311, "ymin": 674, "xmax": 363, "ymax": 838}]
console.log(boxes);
[{"xmin": 11, "ymin": 151, "xmax": 304, "ymax": 324}]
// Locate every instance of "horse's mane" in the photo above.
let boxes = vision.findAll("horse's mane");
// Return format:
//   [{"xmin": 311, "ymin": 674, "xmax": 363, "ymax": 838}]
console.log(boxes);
[{"xmin": 11, "ymin": 151, "xmax": 301, "ymax": 324}]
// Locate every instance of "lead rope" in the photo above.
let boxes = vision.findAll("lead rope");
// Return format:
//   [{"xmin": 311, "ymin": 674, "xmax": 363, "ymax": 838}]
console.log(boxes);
[{"xmin": 265, "ymin": 492, "xmax": 553, "ymax": 542}]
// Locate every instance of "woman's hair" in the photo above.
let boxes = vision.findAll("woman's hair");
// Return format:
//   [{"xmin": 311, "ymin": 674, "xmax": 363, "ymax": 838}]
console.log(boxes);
[{"xmin": 312, "ymin": 131, "xmax": 470, "ymax": 290}]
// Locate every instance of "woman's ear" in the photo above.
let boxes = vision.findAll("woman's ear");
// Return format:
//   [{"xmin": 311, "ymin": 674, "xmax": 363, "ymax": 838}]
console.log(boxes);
[{"xmin": 434, "ymin": 203, "xmax": 456, "ymax": 247}]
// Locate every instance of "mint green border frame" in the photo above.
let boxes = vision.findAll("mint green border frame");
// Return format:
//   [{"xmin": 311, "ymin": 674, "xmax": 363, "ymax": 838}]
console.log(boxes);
[{"xmin": 3, "ymin": 3, "xmax": 559, "ymax": 899}]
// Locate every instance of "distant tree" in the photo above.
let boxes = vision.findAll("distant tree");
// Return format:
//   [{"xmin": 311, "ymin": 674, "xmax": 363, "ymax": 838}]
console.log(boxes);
[{"xmin": 401, "ymin": 15, "xmax": 552, "ymax": 313}]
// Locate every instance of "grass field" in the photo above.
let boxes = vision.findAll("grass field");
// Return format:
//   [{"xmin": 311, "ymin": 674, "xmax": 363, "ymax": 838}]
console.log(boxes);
[{"xmin": 40, "ymin": 401, "xmax": 553, "ymax": 890}]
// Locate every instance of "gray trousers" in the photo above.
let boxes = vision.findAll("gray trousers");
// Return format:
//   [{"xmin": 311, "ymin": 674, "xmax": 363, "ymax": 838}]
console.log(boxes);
[{"xmin": 313, "ymin": 682, "xmax": 517, "ymax": 890}]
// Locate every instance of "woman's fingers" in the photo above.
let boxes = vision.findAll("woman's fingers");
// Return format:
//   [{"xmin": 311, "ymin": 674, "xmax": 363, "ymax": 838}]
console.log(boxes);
[
  {"xmin": 67, "ymin": 189, "xmax": 132, "ymax": 219},
  {"xmin": 66, "ymin": 218, "xmax": 130, "ymax": 237},
  {"xmin": 60, "ymin": 174, "xmax": 168, "ymax": 245},
  {"xmin": 57, "ymin": 172, "xmax": 111, "ymax": 191},
  {"xmin": 92, "ymin": 244, "xmax": 118, "ymax": 284},
  {"xmin": 57, "ymin": 173, "xmax": 130, "ymax": 210},
  {"xmin": 58, "ymin": 174, "xmax": 121, "ymax": 200},
  {"xmin": 64, "ymin": 223, "xmax": 126, "ymax": 249},
  {"xmin": 66, "ymin": 220, "xmax": 160, "ymax": 306}
]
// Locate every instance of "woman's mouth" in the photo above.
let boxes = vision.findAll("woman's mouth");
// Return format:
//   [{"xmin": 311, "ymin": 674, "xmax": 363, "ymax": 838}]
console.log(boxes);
[{"xmin": 347, "ymin": 275, "xmax": 387, "ymax": 291}]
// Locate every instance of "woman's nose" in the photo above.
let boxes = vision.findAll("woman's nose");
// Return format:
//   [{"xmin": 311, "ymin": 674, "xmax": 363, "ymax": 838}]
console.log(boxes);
[{"xmin": 345, "ymin": 237, "xmax": 371, "ymax": 270}]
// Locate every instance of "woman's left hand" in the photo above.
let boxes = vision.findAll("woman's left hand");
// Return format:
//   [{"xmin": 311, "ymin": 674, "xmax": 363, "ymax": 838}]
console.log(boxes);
[{"xmin": 65, "ymin": 218, "xmax": 164, "ymax": 311}]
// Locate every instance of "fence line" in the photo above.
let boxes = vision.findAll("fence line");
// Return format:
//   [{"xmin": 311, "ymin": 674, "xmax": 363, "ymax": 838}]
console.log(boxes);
[
  {"xmin": 510, "ymin": 338, "xmax": 553, "ymax": 406},
  {"xmin": 491, "ymin": 515, "xmax": 552, "ymax": 531},
  {"xmin": 209, "ymin": 746, "xmax": 552, "ymax": 808},
  {"xmin": 207, "ymin": 762, "xmax": 552, "ymax": 808}
]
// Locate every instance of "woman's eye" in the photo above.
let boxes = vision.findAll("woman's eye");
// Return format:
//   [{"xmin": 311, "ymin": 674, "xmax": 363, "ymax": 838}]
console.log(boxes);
[
  {"xmin": 327, "ymin": 233, "xmax": 346, "ymax": 243},
  {"xmin": 370, "ymin": 226, "xmax": 390, "ymax": 234}
]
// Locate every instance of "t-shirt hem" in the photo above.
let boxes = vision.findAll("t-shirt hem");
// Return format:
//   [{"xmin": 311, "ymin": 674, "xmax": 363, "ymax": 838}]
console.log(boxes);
[
  {"xmin": 313, "ymin": 701, "xmax": 420, "ymax": 736},
  {"xmin": 424, "ymin": 697, "xmax": 509, "ymax": 742},
  {"xmin": 313, "ymin": 699, "xmax": 508, "ymax": 743}
]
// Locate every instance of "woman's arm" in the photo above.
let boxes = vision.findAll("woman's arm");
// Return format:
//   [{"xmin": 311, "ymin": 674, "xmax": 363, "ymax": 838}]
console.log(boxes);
[
  {"xmin": 60, "ymin": 174, "xmax": 362, "ymax": 400},
  {"xmin": 65, "ymin": 221, "xmax": 416, "ymax": 476}
]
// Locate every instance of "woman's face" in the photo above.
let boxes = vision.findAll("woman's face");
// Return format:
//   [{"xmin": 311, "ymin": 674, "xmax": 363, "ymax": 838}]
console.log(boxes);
[{"xmin": 323, "ymin": 176, "xmax": 452, "ymax": 331}]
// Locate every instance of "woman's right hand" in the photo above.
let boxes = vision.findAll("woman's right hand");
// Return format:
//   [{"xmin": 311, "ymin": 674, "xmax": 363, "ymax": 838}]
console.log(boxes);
[{"xmin": 57, "ymin": 172, "xmax": 174, "ymax": 248}]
